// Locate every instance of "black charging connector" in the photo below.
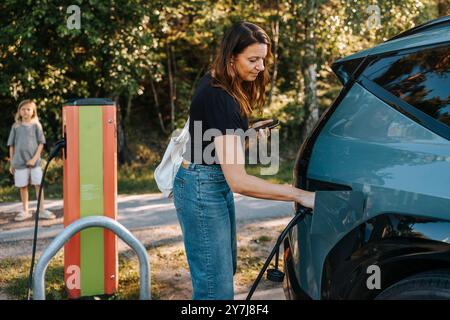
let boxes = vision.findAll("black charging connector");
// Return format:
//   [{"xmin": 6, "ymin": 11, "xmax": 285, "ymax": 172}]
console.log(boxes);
[{"xmin": 266, "ymin": 246, "xmax": 285, "ymax": 282}]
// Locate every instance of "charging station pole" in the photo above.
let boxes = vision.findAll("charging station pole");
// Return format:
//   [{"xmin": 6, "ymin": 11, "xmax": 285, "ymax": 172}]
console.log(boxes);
[{"xmin": 62, "ymin": 98, "xmax": 118, "ymax": 298}]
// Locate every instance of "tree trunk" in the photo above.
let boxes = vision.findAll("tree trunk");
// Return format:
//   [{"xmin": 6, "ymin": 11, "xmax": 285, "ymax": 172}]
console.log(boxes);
[
  {"xmin": 149, "ymin": 76, "xmax": 167, "ymax": 133},
  {"xmin": 268, "ymin": 0, "xmax": 280, "ymax": 106},
  {"xmin": 300, "ymin": 0, "xmax": 319, "ymax": 143},
  {"xmin": 115, "ymin": 96, "xmax": 132, "ymax": 165},
  {"xmin": 292, "ymin": 0, "xmax": 303, "ymax": 107},
  {"xmin": 125, "ymin": 92, "xmax": 133, "ymax": 127},
  {"xmin": 437, "ymin": 0, "xmax": 448, "ymax": 16},
  {"xmin": 166, "ymin": 43, "xmax": 176, "ymax": 132}
]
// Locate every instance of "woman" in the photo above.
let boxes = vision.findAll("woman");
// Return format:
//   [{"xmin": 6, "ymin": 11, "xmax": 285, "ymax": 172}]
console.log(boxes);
[{"xmin": 173, "ymin": 21, "xmax": 315, "ymax": 300}]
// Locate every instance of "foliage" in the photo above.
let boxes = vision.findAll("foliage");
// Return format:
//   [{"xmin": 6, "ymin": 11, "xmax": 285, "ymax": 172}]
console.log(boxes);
[{"xmin": 0, "ymin": 0, "xmax": 444, "ymax": 187}]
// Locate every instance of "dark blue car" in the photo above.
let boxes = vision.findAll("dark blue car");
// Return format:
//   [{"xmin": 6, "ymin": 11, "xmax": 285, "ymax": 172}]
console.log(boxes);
[{"xmin": 283, "ymin": 15, "xmax": 450, "ymax": 300}]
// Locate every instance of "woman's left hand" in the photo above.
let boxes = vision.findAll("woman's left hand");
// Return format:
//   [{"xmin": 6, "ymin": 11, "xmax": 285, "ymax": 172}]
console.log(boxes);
[
  {"xmin": 251, "ymin": 119, "xmax": 273, "ymax": 129},
  {"xmin": 257, "ymin": 127, "xmax": 270, "ymax": 139},
  {"xmin": 251, "ymin": 119, "xmax": 273, "ymax": 139}
]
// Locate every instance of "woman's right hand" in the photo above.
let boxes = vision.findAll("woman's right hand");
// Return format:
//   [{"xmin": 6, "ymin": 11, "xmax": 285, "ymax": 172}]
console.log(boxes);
[
  {"xmin": 9, "ymin": 164, "xmax": 15, "ymax": 175},
  {"xmin": 293, "ymin": 188, "xmax": 315, "ymax": 210}
]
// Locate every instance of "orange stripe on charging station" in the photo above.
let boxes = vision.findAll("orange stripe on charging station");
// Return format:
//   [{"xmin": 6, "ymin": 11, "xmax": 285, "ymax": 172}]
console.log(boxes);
[
  {"xmin": 103, "ymin": 106, "xmax": 118, "ymax": 294},
  {"xmin": 63, "ymin": 106, "xmax": 81, "ymax": 299}
]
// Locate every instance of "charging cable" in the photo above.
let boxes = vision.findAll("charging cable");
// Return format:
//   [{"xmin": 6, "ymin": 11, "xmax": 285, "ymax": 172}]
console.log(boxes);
[
  {"xmin": 246, "ymin": 206, "xmax": 312, "ymax": 300},
  {"xmin": 26, "ymin": 138, "xmax": 66, "ymax": 300}
]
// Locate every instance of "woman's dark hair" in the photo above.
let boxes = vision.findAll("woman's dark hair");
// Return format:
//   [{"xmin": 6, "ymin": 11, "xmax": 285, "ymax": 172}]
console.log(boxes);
[{"xmin": 210, "ymin": 22, "xmax": 272, "ymax": 118}]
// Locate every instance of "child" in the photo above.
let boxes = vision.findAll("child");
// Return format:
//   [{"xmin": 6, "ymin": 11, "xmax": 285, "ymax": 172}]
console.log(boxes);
[{"xmin": 7, "ymin": 99, "xmax": 56, "ymax": 221}]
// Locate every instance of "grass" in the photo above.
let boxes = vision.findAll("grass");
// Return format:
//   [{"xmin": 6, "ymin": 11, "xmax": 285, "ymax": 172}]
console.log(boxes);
[
  {"xmin": 234, "ymin": 228, "xmax": 285, "ymax": 293},
  {"xmin": 245, "ymin": 159, "xmax": 294, "ymax": 185},
  {"xmin": 0, "ymin": 222, "xmax": 287, "ymax": 300},
  {"xmin": 0, "ymin": 253, "xmax": 67, "ymax": 300},
  {"xmin": 0, "ymin": 163, "xmax": 160, "ymax": 203},
  {"xmin": 0, "ymin": 250, "xmax": 161, "ymax": 300},
  {"xmin": 117, "ymin": 164, "xmax": 160, "ymax": 195},
  {"xmin": 0, "ymin": 158, "xmax": 295, "ymax": 203}
]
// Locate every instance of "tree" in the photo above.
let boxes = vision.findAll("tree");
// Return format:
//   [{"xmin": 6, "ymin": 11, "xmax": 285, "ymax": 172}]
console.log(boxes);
[
  {"xmin": 0, "ymin": 0, "xmax": 441, "ymax": 167},
  {"xmin": 0, "ymin": 0, "xmax": 161, "ymax": 164}
]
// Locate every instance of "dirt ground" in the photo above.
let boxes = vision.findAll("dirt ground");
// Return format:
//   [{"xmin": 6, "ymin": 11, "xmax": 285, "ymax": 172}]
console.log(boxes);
[
  {"xmin": 0, "ymin": 207, "xmax": 64, "ymax": 231},
  {"xmin": 0, "ymin": 213, "xmax": 290, "ymax": 300},
  {"xmin": 143, "ymin": 217, "xmax": 289, "ymax": 300}
]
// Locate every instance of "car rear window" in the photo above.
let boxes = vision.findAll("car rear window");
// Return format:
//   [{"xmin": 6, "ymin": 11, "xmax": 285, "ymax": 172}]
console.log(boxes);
[{"xmin": 363, "ymin": 45, "xmax": 450, "ymax": 126}]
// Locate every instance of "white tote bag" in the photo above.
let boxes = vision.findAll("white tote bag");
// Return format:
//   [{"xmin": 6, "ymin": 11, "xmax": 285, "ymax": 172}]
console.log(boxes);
[{"xmin": 154, "ymin": 118, "xmax": 190, "ymax": 198}]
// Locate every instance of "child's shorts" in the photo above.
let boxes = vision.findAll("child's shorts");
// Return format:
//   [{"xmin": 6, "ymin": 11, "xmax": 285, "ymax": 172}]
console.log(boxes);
[{"xmin": 14, "ymin": 167, "xmax": 43, "ymax": 187}]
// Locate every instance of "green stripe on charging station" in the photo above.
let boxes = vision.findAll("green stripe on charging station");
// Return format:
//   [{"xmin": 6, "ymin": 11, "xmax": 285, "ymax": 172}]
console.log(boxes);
[{"xmin": 79, "ymin": 106, "xmax": 104, "ymax": 296}]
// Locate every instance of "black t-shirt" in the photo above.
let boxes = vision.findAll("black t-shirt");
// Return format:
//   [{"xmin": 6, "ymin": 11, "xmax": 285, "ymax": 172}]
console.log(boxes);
[{"xmin": 183, "ymin": 73, "xmax": 249, "ymax": 165}]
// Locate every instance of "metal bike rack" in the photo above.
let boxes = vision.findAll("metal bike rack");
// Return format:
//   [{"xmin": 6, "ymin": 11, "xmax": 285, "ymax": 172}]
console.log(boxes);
[{"xmin": 32, "ymin": 216, "xmax": 151, "ymax": 300}]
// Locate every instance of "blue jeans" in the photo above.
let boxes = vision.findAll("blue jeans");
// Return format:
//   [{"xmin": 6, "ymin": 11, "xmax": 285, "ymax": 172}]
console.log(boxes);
[{"xmin": 173, "ymin": 163, "xmax": 237, "ymax": 300}]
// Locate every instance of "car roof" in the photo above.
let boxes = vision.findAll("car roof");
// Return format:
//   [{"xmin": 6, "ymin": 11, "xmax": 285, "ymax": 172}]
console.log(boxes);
[{"xmin": 335, "ymin": 15, "xmax": 450, "ymax": 64}]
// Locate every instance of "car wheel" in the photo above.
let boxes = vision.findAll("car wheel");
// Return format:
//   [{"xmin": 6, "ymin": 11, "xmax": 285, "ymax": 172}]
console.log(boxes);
[{"xmin": 375, "ymin": 269, "xmax": 450, "ymax": 300}]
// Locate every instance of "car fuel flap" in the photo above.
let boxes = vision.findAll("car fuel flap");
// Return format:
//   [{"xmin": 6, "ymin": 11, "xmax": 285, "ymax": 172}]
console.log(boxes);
[
  {"xmin": 310, "ymin": 190, "xmax": 367, "ymax": 246},
  {"xmin": 306, "ymin": 191, "xmax": 367, "ymax": 290}
]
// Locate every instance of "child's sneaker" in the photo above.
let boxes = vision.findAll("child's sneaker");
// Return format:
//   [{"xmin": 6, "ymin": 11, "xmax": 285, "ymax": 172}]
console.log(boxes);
[
  {"xmin": 39, "ymin": 209, "xmax": 56, "ymax": 220},
  {"xmin": 14, "ymin": 210, "xmax": 32, "ymax": 221}
]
